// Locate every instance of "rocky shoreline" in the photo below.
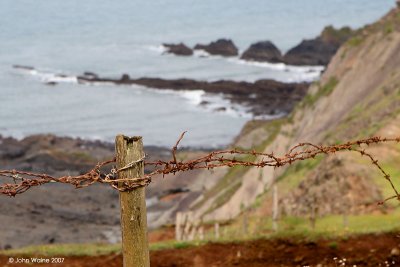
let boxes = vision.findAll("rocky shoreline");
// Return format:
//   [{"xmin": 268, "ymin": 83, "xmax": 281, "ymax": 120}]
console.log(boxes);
[
  {"xmin": 163, "ymin": 25, "xmax": 355, "ymax": 66},
  {"xmin": 3, "ymin": 24, "xmax": 355, "ymax": 250},
  {"xmin": 0, "ymin": 134, "xmax": 216, "ymax": 249},
  {"xmin": 77, "ymin": 74, "xmax": 309, "ymax": 116},
  {"xmin": 12, "ymin": 65, "xmax": 310, "ymax": 117}
]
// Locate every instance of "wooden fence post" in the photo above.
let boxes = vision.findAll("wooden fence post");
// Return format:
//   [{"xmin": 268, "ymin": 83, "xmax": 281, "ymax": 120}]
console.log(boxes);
[
  {"xmin": 175, "ymin": 212, "xmax": 183, "ymax": 241},
  {"xmin": 116, "ymin": 135, "xmax": 150, "ymax": 267},
  {"xmin": 272, "ymin": 184, "xmax": 279, "ymax": 232},
  {"xmin": 214, "ymin": 222, "xmax": 220, "ymax": 239}
]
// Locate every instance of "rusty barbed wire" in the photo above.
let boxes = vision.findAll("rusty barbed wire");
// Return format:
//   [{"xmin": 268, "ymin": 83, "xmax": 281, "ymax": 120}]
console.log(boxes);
[{"xmin": 1, "ymin": 133, "xmax": 400, "ymax": 204}]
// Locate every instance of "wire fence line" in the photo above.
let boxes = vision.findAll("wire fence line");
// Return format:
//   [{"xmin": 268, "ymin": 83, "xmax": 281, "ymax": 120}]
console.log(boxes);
[{"xmin": 1, "ymin": 133, "xmax": 400, "ymax": 204}]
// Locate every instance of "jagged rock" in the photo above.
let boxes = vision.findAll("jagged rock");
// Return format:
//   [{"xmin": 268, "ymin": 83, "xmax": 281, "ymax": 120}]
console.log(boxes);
[
  {"xmin": 83, "ymin": 71, "xmax": 98, "ymax": 78},
  {"xmin": 199, "ymin": 100, "xmax": 210, "ymax": 106},
  {"xmin": 163, "ymin": 43, "xmax": 193, "ymax": 56},
  {"xmin": 12, "ymin": 65, "xmax": 34, "ymax": 70},
  {"xmin": 120, "ymin": 74, "xmax": 130, "ymax": 82},
  {"xmin": 284, "ymin": 26, "xmax": 354, "ymax": 66},
  {"xmin": 284, "ymin": 38, "xmax": 335, "ymax": 65},
  {"xmin": 77, "ymin": 74, "xmax": 309, "ymax": 116},
  {"xmin": 0, "ymin": 142, "xmax": 25, "ymax": 159},
  {"xmin": 241, "ymin": 41, "xmax": 283, "ymax": 63},
  {"xmin": 214, "ymin": 107, "xmax": 227, "ymax": 112},
  {"xmin": 194, "ymin": 39, "xmax": 238, "ymax": 57}
]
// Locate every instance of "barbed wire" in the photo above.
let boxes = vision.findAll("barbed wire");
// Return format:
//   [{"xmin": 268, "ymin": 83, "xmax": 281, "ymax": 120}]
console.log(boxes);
[{"xmin": 1, "ymin": 133, "xmax": 400, "ymax": 204}]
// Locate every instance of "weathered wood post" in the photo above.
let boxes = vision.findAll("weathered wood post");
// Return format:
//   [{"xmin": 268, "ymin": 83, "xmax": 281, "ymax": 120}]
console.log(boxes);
[
  {"xmin": 214, "ymin": 222, "xmax": 220, "ymax": 239},
  {"xmin": 272, "ymin": 184, "xmax": 279, "ymax": 231},
  {"xmin": 116, "ymin": 135, "xmax": 150, "ymax": 267},
  {"xmin": 175, "ymin": 212, "xmax": 183, "ymax": 241}
]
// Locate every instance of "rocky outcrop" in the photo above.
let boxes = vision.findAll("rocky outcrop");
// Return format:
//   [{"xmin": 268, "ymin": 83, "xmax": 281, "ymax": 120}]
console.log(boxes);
[
  {"xmin": 77, "ymin": 74, "xmax": 309, "ymax": 116},
  {"xmin": 281, "ymin": 158, "xmax": 382, "ymax": 217},
  {"xmin": 283, "ymin": 26, "xmax": 355, "ymax": 66},
  {"xmin": 194, "ymin": 7, "xmax": 400, "ymax": 221},
  {"xmin": 163, "ymin": 43, "xmax": 193, "ymax": 56},
  {"xmin": 194, "ymin": 39, "xmax": 238, "ymax": 57},
  {"xmin": 0, "ymin": 134, "xmax": 207, "ymax": 248},
  {"xmin": 12, "ymin": 65, "xmax": 34, "ymax": 71},
  {"xmin": 240, "ymin": 41, "xmax": 283, "ymax": 63}
]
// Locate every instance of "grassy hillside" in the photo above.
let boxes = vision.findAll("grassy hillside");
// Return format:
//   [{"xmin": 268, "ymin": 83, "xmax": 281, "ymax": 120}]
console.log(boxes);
[{"xmin": 193, "ymin": 7, "xmax": 400, "ymax": 225}]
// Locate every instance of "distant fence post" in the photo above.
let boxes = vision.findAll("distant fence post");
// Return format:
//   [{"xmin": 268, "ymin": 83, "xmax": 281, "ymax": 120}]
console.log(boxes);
[
  {"xmin": 214, "ymin": 222, "xmax": 220, "ymax": 239},
  {"xmin": 175, "ymin": 212, "xmax": 183, "ymax": 241},
  {"xmin": 116, "ymin": 135, "xmax": 150, "ymax": 267},
  {"xmin": 272, "ymin": 184, "xmax": 279, "ymax": 232}
]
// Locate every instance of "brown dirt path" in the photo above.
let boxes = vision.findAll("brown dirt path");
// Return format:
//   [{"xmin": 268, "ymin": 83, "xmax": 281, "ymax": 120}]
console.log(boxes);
[{"xmin": 1, "ymin": 233, "xmax": 400, "ymax": 267}]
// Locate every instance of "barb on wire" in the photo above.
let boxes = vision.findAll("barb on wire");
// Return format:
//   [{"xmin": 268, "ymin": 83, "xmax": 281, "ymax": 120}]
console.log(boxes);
[{"xmin": 1, "ymin": 133, "xmax": 400, "ymax": 204}]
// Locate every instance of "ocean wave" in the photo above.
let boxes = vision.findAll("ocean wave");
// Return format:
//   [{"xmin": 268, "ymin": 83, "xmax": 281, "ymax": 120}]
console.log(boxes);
[
  {"xmin": 147, "ymin": 44, "xmax": 168, "ymax": 54},
  {"xmin": 180, "ymin": 90, "xmax": 206, "ymax": 105},
  {"xmin": 12, "ymin": 65, "xmax": 291, "ymax": 119},
  {"xmin": 134, "ymin": 85, "xmax": 262, "ymax": 119},
  {"xmin": 193, "ymin": 49, "xmax": 211, "ymax": 58},
  {"xmin": 230, "ymin": 58, "xmax": 324, "ymax": 73},
  {"xmin": 14, "ymin": 67, "xmax": 78, "ymax": 84}
]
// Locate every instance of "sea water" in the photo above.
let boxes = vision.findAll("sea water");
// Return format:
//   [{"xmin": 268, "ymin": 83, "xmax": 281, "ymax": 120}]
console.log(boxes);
[{"xmin": 0, "ymin": 0, "xmax": 394, "ymax": 147}]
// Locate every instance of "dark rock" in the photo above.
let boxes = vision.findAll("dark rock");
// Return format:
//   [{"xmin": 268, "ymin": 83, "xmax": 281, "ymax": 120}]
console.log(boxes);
[
  {"xmin": 120, "ymin": 74, "xmax": 130, "ymax": 82},
  {"xmin": 45, "ymin": 81, "xmax": 57, "ymax": 86},
  {"xmin": 214, "ymin": 107, "xmax": 227, "ymax": 112},
  {"xmin": 163, "ymin": 43, "xmax": 193, "ymax": 56},
  {"xmin": 77, "ymin": 73, "xmax": 308, "ymax": 116},
  {"xmin": 284, "ymin": 26, "xmax": 355, "ymax": 66},
  {"xmin": 241, "ymin": 41, "xmax": 283, "ymax": 63},
  {"xmin": 13, "ymin": 65, "xmax": 34, "ymax": 70},
  {"xmin": 194, "ymin": 39, "xmax": 238, "ymax": 57},
  {"xmin": 83, "ymin": 72, "xmax": 98, "ymax": 78},
  {"xmin": 0, "ymin": 143, "xmax": 25, "ymax": 159},
  {"xmin": 284, "ymin": 39, "xmax": 335, "ymax": 66},
  {"xmin": 199, "ymin": 100, "xmax": 211, "ymax": 106}
]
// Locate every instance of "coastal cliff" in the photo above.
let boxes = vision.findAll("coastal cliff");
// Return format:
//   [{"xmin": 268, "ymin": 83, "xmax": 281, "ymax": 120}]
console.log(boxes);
[{"xmin": 193, "ymin": 7, "xmax": 400, "ymax": 221}]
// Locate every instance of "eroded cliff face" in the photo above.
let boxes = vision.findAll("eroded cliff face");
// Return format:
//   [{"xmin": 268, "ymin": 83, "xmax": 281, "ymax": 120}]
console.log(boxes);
[{"xmin": 194, "ymin": 8, "xmax": 400, "ymax": 221}]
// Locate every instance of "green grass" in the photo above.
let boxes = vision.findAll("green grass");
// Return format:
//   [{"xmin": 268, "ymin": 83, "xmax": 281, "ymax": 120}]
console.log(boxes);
[
  {"xmin": 300, "ymin": 77, "xmax": 339, "ymax": 108},
  {"xmin": 0, "ymin": 240, "xmax": 205, "ymax": 257},
  {"xmin": 275, "ymin": 212, "xmax": 400, "ymax": 238},
  {"xmin": 372, "ymin": 157, "xmax": 400, "ymax": 202},
  {"xmin": 221, "ymin": 210, "xmax": 400, "ymax": 242},
  {"xmin": 210, "ymin": 181, "xmax": 242, "ymax": 213},
  {"xmin": 3, "ymin": 211, "xmax": 400, "ymax": 257},
  {"xmin": 275, "ymin": 154, "xmax": 325, "ymax": 194},
  {"xmin": 0, "ymin": 243, "xmax": 121, "ymax": 257},
  {"xmin": 191, "ymin": 159, "xmax": 250, "ymax": 212},
  {"xmin": 192, "ymin": 119, "xmax": 284, "ymax": 213},
  {"xmin": 347, "ymin": 36, "xmax": 364, "ymax": 47},
  {"xmin": 384, "ymin": 21, "xmax": 394, "ymax": 35},
  {"xmin": 320, "ymin": 26, "xmax": 354, "ymax": 43},
  {"xmin": 253, "ymin": 119, "xmax": 284, "ymax": 151}
]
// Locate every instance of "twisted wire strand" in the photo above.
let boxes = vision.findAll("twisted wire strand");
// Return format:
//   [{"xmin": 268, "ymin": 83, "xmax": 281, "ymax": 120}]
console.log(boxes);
[{"xmin": 0, "ymin": 134, "xmax": 399, "ymax": 204}]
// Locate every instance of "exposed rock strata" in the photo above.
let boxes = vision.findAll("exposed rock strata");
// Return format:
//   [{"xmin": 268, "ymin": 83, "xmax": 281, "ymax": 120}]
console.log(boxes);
[
  {"xmin": 163, "ymin": 43, "xmax": 193, "ymax": 56},
  {"xmin": 194, "ymin": 39, "xmax": 238, "ymax": 57},
  {"xmin": 241, "ymin": 41, "xmax": 283, "ymax": 63},
  {"xmin": 283, "ymin": 26, "xmax": 355, "ymax": 66}
]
